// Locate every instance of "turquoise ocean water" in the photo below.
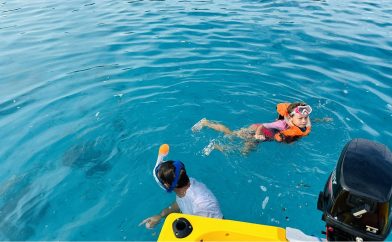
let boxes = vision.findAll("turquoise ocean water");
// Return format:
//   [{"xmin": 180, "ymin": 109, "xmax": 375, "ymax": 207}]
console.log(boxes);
[{"xmin": 1, "ymin": 0, "xmax": 391, "ymax": 240}]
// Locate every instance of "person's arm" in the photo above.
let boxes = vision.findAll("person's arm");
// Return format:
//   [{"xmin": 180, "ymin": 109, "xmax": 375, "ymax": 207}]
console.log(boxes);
[
  {"xmin": 255, "ymin": 120, "xmax": 287, "ymax": 140},
  {"xmin": 160, "ymin": 201, "xmax": 180, "ymax": 218},
  {"xmin": 262, "ymin": 120, "xmax": 286, "ymax": 130},
  {"xmin": 254, "ymin": 125, "xmax": 266, "ymax": 140},
  {"xmin": 255, "ymin": 125, "xmax": 264, "ymax": 136},
  {"xmin": 139, "ymin": 202, "xmax": 180, "ymax": 229}
]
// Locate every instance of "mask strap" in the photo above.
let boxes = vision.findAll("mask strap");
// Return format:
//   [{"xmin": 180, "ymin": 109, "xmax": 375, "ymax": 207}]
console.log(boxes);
[
  {"xmin": 167, "ymin": 161, "xmax": 183, "ymax": 192},
  {"xmin": 154, "ymin": 163, "xmax": 167, "ymax": 191}
]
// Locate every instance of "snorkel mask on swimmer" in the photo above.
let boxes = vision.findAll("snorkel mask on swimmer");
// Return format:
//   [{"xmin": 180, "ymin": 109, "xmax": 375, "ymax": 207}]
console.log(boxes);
[
  {"xmin": 290, "ymin": 105, "xmax": 312, "ymax": 116},
  {"xmin": 153, "ymin": 144, "xmax": 184, "ymax": 192}
]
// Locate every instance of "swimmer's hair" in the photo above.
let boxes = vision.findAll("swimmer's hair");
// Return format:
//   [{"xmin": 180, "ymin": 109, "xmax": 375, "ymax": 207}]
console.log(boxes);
[
  {"xmin": 157, "ymin": 160, "xmax": 190, "ymax": 189},
  {"xmin": 287, "ymin": 102, "xmax": 308, "ymax": 116}
]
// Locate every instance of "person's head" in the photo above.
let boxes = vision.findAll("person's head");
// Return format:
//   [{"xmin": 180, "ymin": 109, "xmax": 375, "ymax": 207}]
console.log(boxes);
[
  {"xmin": 155, "ymin": 160, "xmax": 190, "ymax": 192},
  {"xmin": 287, "ymin": 102, "xmax": 312, "ymax": 128}
]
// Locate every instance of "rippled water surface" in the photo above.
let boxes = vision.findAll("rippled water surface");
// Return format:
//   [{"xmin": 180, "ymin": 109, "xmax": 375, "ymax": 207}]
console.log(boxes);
[{"xmin": 1, "ymin": 0, "xmax": 391, "ymax": 240}]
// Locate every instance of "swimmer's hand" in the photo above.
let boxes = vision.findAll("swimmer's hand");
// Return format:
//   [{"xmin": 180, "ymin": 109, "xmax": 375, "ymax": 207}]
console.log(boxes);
[
  {"xmin": 254, "ymin": 134, "xmax": 266, "ymax": 141},
  {"xmin": 139, "ymin": 215, "xmax": 162, "ymax": 229}
]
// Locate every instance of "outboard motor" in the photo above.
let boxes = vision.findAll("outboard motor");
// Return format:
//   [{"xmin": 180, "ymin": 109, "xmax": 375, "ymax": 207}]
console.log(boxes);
[{"xmin": 317, "ymin": 138, "xmax": 392, "ymax": 241}]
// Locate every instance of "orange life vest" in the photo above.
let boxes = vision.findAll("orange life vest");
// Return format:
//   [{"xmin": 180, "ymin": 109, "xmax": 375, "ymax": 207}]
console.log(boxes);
[{"xmin": 274, "ymin": 103, "xmax": 311, "ymax": 143}]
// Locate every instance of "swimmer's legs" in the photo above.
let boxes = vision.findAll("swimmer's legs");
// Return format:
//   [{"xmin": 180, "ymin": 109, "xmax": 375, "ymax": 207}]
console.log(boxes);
[
  {"xmin": 202, "ymin": 139, "xmax": 226, "ymax": 156},
  {"xmin": 241, "ymin": 141, "xmax": 258, "ymax": 155},
  {"xmin": 202, "ymin": 137, "xmax": 259, "ymax": 156},
  {"xmin": 213, "ymin": 144, "xmax": 225, "ymax": 152},
  {"xmin": 192, "ymin": 118, "xmax": 233, "ymax": 135},
  {"xmin": 205, "ymin": 121, "xmax": 232, "ymax": 135},
  {"xmin": 232, "ymin": 128, "xmax": 255, "ymax": 140}
]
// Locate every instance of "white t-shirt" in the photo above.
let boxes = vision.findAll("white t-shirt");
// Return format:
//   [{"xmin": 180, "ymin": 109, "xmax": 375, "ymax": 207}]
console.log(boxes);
[{"xmin": 176, "ymin": 178, "xmax": 223, "ymax": 218}]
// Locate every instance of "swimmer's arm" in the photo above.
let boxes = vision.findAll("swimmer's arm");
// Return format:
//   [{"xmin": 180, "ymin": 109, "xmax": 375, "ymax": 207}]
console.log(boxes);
[
  {"xmin": 264, "ymin": 120, "xmax": 287, "ymax": 130},
  {"xmin": 254, "ymin": 125, "xmax": 267, "ymax": 140},
  {"xmin": 160, "ymin": 201, "xmax": 180, "ymax": 218},
  {"xmin": 255, "ymin": 125, "xmax": 264, "ymax": 136},
  {"xmin": 139, "ymin": 202, "xmax": 180, "ymax": 229}
]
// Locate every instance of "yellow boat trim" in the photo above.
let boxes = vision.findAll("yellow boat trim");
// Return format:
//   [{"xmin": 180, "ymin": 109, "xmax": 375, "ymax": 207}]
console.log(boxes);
[{"xmin": 158, "ymin": 213, "xmax": 287, "ymax": 241}]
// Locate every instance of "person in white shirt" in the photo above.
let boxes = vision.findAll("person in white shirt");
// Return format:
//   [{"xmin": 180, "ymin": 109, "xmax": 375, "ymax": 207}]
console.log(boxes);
[{"xmin": 139, "ymin": 160, "xmax": 223, "ymax": 229}]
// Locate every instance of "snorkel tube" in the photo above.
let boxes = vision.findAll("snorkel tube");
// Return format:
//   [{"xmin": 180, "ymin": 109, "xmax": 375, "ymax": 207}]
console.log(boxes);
[
  {"xmin": 153, "ymin": 144, "xmax": 185, "ymax": 192},
  {"xmin": 153, "ymin": 144, "xmax": 170, "ymax": 191}
]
